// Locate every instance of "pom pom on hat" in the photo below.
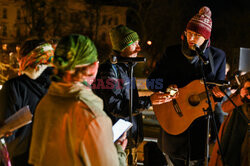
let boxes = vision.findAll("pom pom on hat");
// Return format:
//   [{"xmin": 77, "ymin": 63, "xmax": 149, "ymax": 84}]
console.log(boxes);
[{"xmin": 186, "ymin": 6, "xmax": 212, "ymax": 39}]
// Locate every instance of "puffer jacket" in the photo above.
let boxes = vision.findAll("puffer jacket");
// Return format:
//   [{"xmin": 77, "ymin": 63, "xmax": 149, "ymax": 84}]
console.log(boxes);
[{"xmin": 93, "ymin": 60, "xmax": 151, "ymax": 146}]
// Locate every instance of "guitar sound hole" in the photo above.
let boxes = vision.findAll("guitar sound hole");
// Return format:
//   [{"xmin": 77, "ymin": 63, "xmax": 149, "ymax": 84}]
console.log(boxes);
[{"xmin": 188, "ymin": 95, "xmax": 200, "ymax": 106}]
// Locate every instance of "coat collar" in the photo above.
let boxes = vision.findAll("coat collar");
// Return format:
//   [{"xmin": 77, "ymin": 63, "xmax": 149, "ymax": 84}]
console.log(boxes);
[{"xmin": 48, "ymin": 82, "xmax": 103, "ymax": 113}]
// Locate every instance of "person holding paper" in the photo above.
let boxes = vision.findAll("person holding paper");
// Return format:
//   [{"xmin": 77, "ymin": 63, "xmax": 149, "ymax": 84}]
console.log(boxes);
[
  {"xmin": 93, "ymin": 25, "xmax": 173, "ymax": 165},
  {"xmin": 29, "ymin": 34, "xmax": 127, "ymax": 166},
  {"xmin": 0, "ymin": 39, "xmax": 54, "ymax": 166}
]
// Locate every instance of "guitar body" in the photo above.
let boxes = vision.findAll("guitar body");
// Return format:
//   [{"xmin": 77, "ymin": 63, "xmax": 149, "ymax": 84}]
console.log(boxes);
[{"xmin": 153, "ymin": 80, "xmax": 215, "ymax": 135}]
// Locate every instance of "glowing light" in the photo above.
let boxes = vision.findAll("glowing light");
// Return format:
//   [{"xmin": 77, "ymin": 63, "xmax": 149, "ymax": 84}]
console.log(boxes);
[
  {"xmin": 2, "ymin": 44, "xmax": 7, "ymax": 51},
  {"xmin": 0, "ymin": 85, "xmax": 2, "ymax": 90},
  {"xmin": 147, "ymin": 40, "xmax": 152, "ymax": 45},
  {"xmin": 16, "ymin": 46, "xmax": 20, "ymax": 52}
]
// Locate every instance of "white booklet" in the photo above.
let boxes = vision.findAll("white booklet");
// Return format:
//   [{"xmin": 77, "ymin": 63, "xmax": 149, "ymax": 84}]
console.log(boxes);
[
  {"xmin": 112, "ymin": 119, "xmax": 133, "ymax": 142},
  {"xmin": 0, "ymin": 105, "xmax": 33, "ymax": 138}
]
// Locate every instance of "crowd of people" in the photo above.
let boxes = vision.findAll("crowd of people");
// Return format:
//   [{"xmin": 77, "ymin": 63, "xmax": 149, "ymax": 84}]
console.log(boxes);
[{"xmin": 0, "ymin": 6, "xmax": 249, "ymax": 166}]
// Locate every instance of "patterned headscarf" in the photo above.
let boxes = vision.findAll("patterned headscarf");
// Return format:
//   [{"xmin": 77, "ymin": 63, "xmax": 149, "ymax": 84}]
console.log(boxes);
[
  {"xmin": 18, "ymin": 43, "xmax": 54, "ymax": 73},
  {"xmin": 52, "ymin": 34, "xmax": 98, "ymax": 82},
  {"xmin": 54, "ymin": 34, "xmax": 98, "ymax": 71}
]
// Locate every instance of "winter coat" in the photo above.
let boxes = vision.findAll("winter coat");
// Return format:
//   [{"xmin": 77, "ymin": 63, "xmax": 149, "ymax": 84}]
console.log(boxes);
[
  {"xmin": 29, "ymin": 82, "xmax": 126, "ymax": 166},
  {"xmin": 93, "ymin": 60, "xmax": 151, "ymax": 147},
  {"xmin": 0, "ymin": 67, "xmax": 53, "ymax": 165},
  {"xmin": 147, "ymin": 44, "xmax": 226, "ymax": 160}
]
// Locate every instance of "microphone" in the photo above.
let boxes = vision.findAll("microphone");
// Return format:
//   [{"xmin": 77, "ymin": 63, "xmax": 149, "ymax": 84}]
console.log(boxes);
[
  {"xmin": 194, "ymin": 44, "xmax": 209, "ymax": 65},
  {"xmin": 194, "ymin": 44, "xmax": 203, "ymax": 54},
  {"xmin": 111, "ymin": 56, "xmax": 146, "ymax": 64},
  {"xmin": 206, "ymin": 80, "xmax": 230, "ymax": 86}
]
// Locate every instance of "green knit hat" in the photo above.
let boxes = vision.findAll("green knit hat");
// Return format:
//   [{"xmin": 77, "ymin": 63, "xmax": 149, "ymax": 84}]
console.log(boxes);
[
  {"xmin": 54, "ymin": 34, "xmax": 98, "ymax": 71},
  {"xmin": 109, "ymin": 25, "xmax": 139, "ymax": 52}
]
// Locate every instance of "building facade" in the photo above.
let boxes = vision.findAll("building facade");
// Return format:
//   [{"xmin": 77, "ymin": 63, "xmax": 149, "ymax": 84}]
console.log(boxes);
[
  {"xmin": 0, "ymin": 0, "xmax": 127, "ymax": 83},
  {"xmin": 0, "ymin": 0, "xmax": 127, "ymax": 47}
]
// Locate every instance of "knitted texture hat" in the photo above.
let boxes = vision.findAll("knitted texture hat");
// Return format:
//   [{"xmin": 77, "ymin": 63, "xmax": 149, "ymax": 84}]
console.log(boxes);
[
  {"xmin": 109, "ymin": 25, "xmax": 139, "ymax": 52},
  {"xmin": 186, "ymin": 6, "xmax": 212, "ymax": 39},
  {"xmin": 54, "ymin": 34, "xmax": 98, "ymax": 71}
]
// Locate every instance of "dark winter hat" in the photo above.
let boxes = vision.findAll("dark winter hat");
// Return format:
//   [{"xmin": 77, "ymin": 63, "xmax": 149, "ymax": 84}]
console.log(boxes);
[
  {"xmin": 54, "ymin": 34, "xmax": 98, "ymax": 71},
  {"xmin": 109, "ymin": 25, "xmax": 139, "ymax": 52},
  {"xmin": 186, "ymin": 6, "xmax": 212, "ymax": 39}
]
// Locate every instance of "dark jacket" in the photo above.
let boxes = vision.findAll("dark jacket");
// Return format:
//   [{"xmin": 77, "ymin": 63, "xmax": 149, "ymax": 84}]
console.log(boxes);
[
  {"xmin": 93, "ymin": 60, "xmax": 151, "ymax": 146},
  {"xmin": 147, "ymin": 44, "xmax": 226, "ymax": 160},
  {"xmin": 0, "ymin": 67, "xmax": 53, "ymax": 166}
]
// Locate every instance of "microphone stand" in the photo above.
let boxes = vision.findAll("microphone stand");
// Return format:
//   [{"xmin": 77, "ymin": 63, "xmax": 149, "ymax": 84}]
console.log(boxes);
[
  {"xmin": 127, "ymin": 62, "xmax": 137, "ymax": 166},
  {"xmin": 196, "ymin": 52, "xmax": 225, "ymax": 166}
]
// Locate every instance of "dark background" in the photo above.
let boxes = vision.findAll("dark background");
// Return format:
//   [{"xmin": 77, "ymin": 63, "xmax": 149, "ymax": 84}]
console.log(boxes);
[{"xmin": 90, "ymin": 0, "xmax": 250, "ymax": 77}]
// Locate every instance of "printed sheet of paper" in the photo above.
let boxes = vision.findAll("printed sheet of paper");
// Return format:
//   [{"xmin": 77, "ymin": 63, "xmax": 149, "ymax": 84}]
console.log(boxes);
[
  {"xmin": 0, "ymin": 106, "xmax": 32, "ymax": 138},
  {"xmin": 112, "ymin": 119, "xmax": 133, "ymax": 142}
]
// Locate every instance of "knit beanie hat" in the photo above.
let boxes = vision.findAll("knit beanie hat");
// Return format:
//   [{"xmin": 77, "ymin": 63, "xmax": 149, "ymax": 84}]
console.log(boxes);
[
  {"xmin": 186, "ymin": 6, "xmax": 212, "ymax": 39},
  {"xmin": 109, "ymin": 25, "xmax": 139, "ymax": 52},
  {"xmin": 54, "ymin": 34, "xmax": 98, "ymax": 72}
]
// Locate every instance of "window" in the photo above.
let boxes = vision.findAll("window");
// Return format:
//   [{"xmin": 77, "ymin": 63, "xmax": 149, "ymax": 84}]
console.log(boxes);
[
  {"xmin": 17, "ymin": 9, "xmax": 21, "ymax": 20},
  {"xmin": 16, "ymin": 27, "xmax": 20, "ymax": 37},
  {"xmin": 2, "ymin": 24, "xmax": 7, "ymax": 36},
  {"xmin": 115, "ymin": 17, "xmax": 118, "ymax": 25},
  {"xmin": 102, "ymin": 15, "xmax": 107, "ymax": 25},
  {"xmin": 108, "ymin": 18, "xmax": 112, "ymax": 25},
  {"xmin": 3, "ymin": 8, "xmax": 7, "ymax": 19},
  {"xmin": 82, "ymin": 11, "xmax": 89, "ymax": 19},
  {"xmin": 101, "ymin": 32, "xmax": 106, "ymax": 41}
]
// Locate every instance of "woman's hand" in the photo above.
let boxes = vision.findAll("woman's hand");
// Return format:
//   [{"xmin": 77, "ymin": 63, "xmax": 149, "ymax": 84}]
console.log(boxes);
[{"xmin": 115, "ymin": 132, "xmax": 128, "ymax": 151}]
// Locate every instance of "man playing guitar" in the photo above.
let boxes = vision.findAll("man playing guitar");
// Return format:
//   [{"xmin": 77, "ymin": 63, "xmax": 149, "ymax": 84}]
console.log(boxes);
[{"xmin": 147, "ymin": 6, "xmax": 226, "ymax": 166}]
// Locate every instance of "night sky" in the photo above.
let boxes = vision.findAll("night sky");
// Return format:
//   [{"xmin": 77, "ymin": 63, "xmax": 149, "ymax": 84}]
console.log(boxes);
[{"xmin": 96, "ymin": 0, "xmax": 250, "ymax": 76}]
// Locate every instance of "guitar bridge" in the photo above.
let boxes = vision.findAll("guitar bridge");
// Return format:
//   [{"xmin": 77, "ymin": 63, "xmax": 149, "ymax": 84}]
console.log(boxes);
[{"xmin": 172, "ymin": 99, "xmax": 183, "ymax": 117}]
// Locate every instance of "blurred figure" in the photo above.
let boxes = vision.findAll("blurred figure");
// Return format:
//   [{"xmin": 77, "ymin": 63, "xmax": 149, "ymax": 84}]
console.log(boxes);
[
  {"xmin": 209, "ymin": 78, "xmax": 250, "ymax": 166},
  {"xmin": 0, "ymin": 39, "xmax": 54, "ymax": 166},
  {"xmin": 210, "ymin": 63, "xmax": 234, "ymax": 143},
  {"xmin": 29, "ymin": 34, "xmax": 127, "ymax": 166}
]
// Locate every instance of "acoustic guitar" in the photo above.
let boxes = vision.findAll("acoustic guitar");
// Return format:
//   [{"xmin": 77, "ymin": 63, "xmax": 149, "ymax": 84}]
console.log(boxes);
[{"xmin": 153, "ymin": 72, "xmax": 250, "ymax": 135}]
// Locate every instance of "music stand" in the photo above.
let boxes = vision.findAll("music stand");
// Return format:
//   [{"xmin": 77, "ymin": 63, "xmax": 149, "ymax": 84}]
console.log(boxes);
[{"xmin": 127, "ymin": 62, "xmax": 137, "ymax": 166}]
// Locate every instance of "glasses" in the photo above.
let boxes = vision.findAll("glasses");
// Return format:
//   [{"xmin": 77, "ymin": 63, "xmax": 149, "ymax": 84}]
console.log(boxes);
[{"xmin": 185, "ymin": 31, "xmax": 202, "ymax": 38}]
